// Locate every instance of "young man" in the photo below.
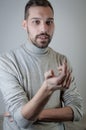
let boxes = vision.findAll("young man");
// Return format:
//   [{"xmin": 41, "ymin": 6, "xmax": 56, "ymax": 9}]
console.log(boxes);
[{"xmin": 0, "ymin": 0, "xmax": 83, "ymax": 130}]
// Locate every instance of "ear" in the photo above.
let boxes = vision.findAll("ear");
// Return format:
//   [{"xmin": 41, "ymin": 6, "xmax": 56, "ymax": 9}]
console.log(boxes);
[{"xmin": 22, "ymin": 20, "xmax": 27, "ymax": 30}]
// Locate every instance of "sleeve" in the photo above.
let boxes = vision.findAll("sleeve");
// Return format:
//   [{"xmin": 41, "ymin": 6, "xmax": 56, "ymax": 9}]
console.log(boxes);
[
  {"xmin": 0, "ymin": 54, "xmax": 34, "ymax": 128},
  {"xmin": 62, "ymin": 57, "xmax": 83, "ymax": 121}
]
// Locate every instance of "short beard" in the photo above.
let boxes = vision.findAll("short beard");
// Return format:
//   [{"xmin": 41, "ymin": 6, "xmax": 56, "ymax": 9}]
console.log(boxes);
[
  {"xmin": 32, "ymin": 39, "xmax": 51, "ymax": 49},
  {"xmin": 30, "ymin": 33, "xmax": 52, "ymax": 49}
]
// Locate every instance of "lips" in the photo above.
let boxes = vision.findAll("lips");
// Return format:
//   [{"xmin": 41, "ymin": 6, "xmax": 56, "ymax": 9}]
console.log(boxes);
[{"xmin": 37, "ymin": 35, "xmax": 49, "ymax": 39}]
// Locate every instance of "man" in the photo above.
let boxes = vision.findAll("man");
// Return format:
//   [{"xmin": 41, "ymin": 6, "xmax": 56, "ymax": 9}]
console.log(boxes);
[{"xmin": 0, "ymin": 0, "xmax": 83, "ymax": 130}]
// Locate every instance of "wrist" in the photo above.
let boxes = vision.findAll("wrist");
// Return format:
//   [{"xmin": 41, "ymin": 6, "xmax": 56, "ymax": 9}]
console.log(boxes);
[{"xmin": 42, "ymin": 80, "xmax": 54, "ymax": 95}]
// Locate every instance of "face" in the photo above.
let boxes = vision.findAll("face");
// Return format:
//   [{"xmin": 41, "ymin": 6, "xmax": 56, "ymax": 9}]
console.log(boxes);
[{"xmin": 23, "ymin": 6, "xmax": 54, "ymax": 48}]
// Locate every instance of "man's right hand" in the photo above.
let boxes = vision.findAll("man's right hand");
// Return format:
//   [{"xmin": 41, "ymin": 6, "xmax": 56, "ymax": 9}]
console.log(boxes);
[{"xmin": 44, "ymin": 61, "xmax": 71, "ymax": 91}]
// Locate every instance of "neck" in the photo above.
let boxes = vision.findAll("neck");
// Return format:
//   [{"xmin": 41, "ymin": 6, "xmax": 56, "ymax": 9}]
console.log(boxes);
[{"xmin": 25, "ymin": 39, "xmax": 49, "ymax": 55}]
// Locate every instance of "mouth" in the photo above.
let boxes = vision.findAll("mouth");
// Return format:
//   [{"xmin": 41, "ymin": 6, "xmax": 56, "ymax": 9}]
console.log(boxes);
[
  {"xmin": 37, "ymin": 34, "xmax": 49, "ymax": 40},
  {"xmin": 38, "ymin": 35, "xmax": 48, "ymax": 39}
]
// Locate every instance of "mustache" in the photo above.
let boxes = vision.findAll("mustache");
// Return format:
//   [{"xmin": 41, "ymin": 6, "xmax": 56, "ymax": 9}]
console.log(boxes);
[{"xmin": 36, "ymin": 33, "xmax": 50, "ymax": 38}]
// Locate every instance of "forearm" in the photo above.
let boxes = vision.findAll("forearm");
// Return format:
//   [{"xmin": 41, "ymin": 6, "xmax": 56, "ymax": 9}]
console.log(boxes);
[
  {"xmin": 21, "ymin": 81, "xmax": 53, "ymax": 121},
  {"xmin": 37, "ymin": 106, "xmax": 74, "ymax": 122},
  {"xmin": 21, "ymin": 64, "xmax": 70, "ymax": 122}
]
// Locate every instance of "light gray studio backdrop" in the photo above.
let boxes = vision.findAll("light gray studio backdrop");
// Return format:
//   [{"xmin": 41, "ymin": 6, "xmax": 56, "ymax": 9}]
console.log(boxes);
[{"xmin": 0, "ymin": 0, "xmax": 86, "ymax": 117}]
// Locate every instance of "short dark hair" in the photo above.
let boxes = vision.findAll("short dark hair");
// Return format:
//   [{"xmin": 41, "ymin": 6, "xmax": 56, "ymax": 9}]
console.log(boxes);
[{"xmin": 24, "ymin": 0, "xmax": 54, "ymax": 20}]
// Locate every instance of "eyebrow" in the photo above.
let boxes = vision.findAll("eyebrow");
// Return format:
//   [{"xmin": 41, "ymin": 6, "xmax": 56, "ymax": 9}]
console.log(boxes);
[{"xmin": 31, "ymin": 17, "xmax": 54, "ymax": 21}]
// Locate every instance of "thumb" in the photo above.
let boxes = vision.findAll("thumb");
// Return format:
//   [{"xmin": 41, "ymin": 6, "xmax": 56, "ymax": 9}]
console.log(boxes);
[{"xmin": 44, "ymin": 70, "xmax": 54, "ymax": 79}]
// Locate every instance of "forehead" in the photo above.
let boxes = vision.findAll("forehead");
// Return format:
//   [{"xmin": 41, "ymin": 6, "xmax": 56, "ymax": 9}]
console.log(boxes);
[{"xmin": 28, "ymin": 6, "xmax": 54, "ymax": 19}]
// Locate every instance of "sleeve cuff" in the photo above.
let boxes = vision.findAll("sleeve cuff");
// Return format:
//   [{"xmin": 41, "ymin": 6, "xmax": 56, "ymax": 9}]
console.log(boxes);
[{"xmin": 14, "ymin": 107, "xmax": 35, "ymax": 128}]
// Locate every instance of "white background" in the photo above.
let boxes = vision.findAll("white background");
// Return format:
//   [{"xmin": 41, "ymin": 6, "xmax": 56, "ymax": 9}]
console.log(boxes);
[{"xmin": 0, "ymin": 0, "xmax": 86, "ymax": 117}]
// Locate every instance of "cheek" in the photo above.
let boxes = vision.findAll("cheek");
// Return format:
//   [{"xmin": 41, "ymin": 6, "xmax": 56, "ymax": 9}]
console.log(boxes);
[
  {"xmin": 28, "ymin": 26, "xmax": 39, "ymax": 36},
  {"xmin": 50, "ymin": 26, "xmax": 54, "ymax": 35},
  {"xmin": 48, "ymin": 29, "xmax": 54, "ymax": 36},
  {"xmin": 47, "ymin": 24, "xmax": 54, "ymax": 35}
]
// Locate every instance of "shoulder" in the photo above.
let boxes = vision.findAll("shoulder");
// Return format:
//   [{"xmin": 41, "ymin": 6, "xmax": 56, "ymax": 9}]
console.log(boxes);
[
  {"xmin": 0, "ymin": 44, "xmax": 25, "ymax": 71},
  {"xmin": 0, "ymin": 44, "xmax": 25, "ymax": 62}
]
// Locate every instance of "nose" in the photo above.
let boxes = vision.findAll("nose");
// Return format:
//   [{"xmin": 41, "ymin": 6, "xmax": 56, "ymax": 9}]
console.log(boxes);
[{"xmin": 40, "ymin": 22, "xmax": 48, "ymax": 33}]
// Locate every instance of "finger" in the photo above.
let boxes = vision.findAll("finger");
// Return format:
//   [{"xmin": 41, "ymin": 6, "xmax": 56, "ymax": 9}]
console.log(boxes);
[
  {"xmin": 63, "ymin": 70, "xmax": 71, "ymax": 88},
  {"xmin": 63, "ymin": 61, "xmax": 67, "ymax": 75},
  {"xmin": 58, "ymin": 62, "xmax": 67, "ymax": 76},
  {"xmin": 9, "ymin": 117, "xmax": 14, "ymax": 122},
  {"xmin": 55, "ymin": 84, "xmax": 67, "ymax": 91},
  {"xmin": 44, "ymin": 70, "xmax": 54, "ymax": 79},
  {"xmin": 62, "ymin": 58, "xmax": 67, "ymax": 65},
  {"xmin": 3, "ymin": 112, "xmax": 14, "ymax": 122},
  {"xmin": 4, "ymin": 112, "xmax": 11, "ymax": 117},
  {"xmin": 63, "ymin": 71, "xmax": 70, "ymax": 86},
  {"xmin": 66, "ymin": 75, "xmax": 72, "ymax": 88},
  {"xmin": 56, "ymin": 72, "xmax": 66, "ymax": 85}
]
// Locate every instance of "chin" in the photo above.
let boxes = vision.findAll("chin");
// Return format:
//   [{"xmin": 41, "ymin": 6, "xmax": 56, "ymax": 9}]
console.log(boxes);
[
  {"xmin": 38, "ymin": 43, "xmax": 49, "ymax": 48},
  {"xmin": 32, "ymin": 39, "xmax": 50, "ymax": 48},
  {"xmin": 36, "ymin": 44, "xmax": 48, "ymax": 49}
]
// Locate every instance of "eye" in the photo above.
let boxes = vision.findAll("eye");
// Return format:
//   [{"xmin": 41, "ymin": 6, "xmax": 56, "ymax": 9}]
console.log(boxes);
[
  {"xmin": 46, "ymin": 20, "xmax": 53, "ymax": 26},
  {"xmin": 32, "ymin": 20, "xmax": 40, "ymax": 25}
]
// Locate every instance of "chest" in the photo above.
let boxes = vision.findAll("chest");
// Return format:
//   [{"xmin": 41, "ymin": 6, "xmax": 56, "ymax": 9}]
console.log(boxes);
[{"xmin": 18, "ymin": 54, "xmax": 61, "ymax": 108}]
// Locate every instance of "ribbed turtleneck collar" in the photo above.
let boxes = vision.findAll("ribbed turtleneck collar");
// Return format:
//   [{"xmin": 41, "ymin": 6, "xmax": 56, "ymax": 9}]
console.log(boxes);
[{"xmin": 24, "ymin": 41, "xmax": 49, "ymax": 55}]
